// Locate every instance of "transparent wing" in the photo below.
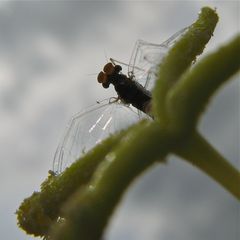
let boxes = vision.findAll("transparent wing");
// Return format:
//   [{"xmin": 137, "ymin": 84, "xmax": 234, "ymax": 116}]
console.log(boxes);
[
  {"xmin": 52, "ymin": 99, "xmax": 149, "ymax": 174},
  {"xmin": 128, "ymin": 27, "xmax": 189, "ymax": 90}
]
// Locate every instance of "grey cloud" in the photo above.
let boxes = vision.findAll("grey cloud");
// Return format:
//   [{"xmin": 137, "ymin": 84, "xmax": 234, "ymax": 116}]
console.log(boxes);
[{"xmin": 0, "ymin": 2, "xmax": 239, "ymax": 240}]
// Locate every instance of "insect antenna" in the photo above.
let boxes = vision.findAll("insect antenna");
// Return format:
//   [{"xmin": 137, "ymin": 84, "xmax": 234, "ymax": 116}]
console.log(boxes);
[{"xmin": 104, "ymin": 48, "xmax": 109, "ymax": 63}]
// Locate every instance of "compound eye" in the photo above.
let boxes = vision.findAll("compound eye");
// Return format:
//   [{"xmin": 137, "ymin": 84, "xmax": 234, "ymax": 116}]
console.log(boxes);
[
  {"xmin": 103, "ymin": 62, "xmax": 114, "ymax": 75},
  {"xmin": 97, "ymin": 71, "xmax": 107, "ymax": 83}
]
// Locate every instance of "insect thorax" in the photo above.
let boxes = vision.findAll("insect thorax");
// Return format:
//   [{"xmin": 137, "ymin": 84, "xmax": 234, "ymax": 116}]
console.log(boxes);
[{"xmin": 111, "ymin": 73, "xmax": 152, "ymax": 112}]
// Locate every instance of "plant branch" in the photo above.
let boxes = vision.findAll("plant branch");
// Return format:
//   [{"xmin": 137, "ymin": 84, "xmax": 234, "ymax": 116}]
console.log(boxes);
[
  {"xmin": 174, "ymin": 131, "xmax": 240, "ymax": 200},
  {"xmin": 152, "ymin": 7, "xmax": 218, "ymax": 124},
  {"xmin": 167, "ymin": 35, "xmax": 240, "ymax": 133}
]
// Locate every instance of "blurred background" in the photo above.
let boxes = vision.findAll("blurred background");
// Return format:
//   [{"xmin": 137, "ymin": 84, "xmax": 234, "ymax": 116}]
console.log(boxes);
[{"xmin": 0, "ymin": 1, "xmax": 239, "ymax": 240}]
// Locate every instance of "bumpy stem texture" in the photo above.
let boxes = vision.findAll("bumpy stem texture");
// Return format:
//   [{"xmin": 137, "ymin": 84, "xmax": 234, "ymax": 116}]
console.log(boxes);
[{"xmin": 16, "ymin": 7, "xmax": 240, "ymax": 240}]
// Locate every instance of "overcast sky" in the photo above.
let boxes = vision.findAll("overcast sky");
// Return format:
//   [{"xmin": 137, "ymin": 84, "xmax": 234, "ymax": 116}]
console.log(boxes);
[{"xmin": 0, "ymin": 1, "xmax": 239, "ymax": 240}]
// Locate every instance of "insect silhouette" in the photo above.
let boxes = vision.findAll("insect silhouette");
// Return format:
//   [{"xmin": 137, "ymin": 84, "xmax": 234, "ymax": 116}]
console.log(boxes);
[{"xmin": 52, "ymin": 27, "xmax": 188, "ymax": 174}]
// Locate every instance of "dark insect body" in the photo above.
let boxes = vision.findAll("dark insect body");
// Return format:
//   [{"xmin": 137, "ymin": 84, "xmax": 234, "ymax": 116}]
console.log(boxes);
[
  {"xmin": 53, "ymin": 27, "xmax": 189, "ymax": 173},
  {"xmin": 97, "ymin": 62, "xmax": 152, "ymax": 114}
]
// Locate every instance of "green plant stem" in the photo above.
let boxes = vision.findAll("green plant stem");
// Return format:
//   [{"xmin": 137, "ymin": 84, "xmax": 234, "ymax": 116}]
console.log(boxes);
[
  {"xmin": 153, "ymin": 7, "xmax": 218, "ymax": 124},
  {"xmin": 16, "ymin": 6, "xmax": 240, "ymax": 240},
  {"xmin": 40, "ymin": 127, "xmax": 129, "ymax": 219},
  {"xmin": 167, "ymin": 35, "xmax": 240, "ymax": 133},
  {"xmin": 17, "ymin": 126, "xmax": 131, "ymax": 237},
  {"xmin": 51, "ymin": 121, "xmax": 177, "ymax": 240},
  {"xmin": 174, "ymin": 131, "xmax": 240, "ymax": 200}
]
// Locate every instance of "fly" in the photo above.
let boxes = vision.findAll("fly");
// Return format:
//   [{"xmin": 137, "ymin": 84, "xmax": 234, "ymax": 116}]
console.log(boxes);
[
  {"xmin": 52, "ymin": 26, "xmax": 189, "ymax": 174},
  {"xmin": 97, "ymin": 61, "xmax": 152, "ymax": 115}
]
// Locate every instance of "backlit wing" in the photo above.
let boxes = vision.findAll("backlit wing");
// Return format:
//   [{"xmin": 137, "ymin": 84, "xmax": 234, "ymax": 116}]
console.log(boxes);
[
  {"xmin": 52, "ymin": 100, "xmax": 149, "ymax": 174},
  {"xmin": 128, "ymin": 27, "xmax": 189, "ymax": 90}
]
